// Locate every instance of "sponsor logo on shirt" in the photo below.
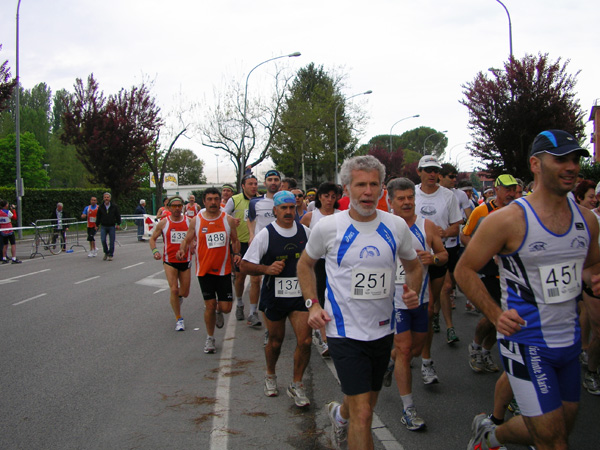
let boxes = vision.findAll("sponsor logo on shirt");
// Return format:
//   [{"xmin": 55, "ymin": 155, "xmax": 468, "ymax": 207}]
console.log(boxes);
[
  {"xmin": 570, "ymin": 236, "xmax": 587, "ymax": 248},
  {"xmin": 528, "ymin": 241, "xmax": 547, "ymax": 252},
  {"xmin": 420, "ymin": 205, "xmax": 437, "ymax": 216},
  {"xmin": 359, "ymin": 246, "xmax": 380, "ymax": 258}
]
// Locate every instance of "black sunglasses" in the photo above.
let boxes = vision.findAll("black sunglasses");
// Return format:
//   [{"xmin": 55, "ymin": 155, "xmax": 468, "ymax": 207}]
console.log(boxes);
[
  {"xmin": 423, "ymin": 167, "xmax": 440, "ymax": 174},
  {"xmin": 447, "ymin": 174, "xmax": 457, "ymax": 179},
  {"xmin": 295, "ymin": 194, "xmax": 304, "ymax": 198}
]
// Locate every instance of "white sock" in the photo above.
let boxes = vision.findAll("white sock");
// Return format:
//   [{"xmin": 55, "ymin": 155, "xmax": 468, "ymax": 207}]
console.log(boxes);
[
  {"xmin": 335, "ymin": 405, "xmax": 348, "ymax": 425},
  {"xmin": 422, "ymin": 358, "xmax": 432, "ymax": 366},
  {"xmin": 400, "ymin": 394, "xmax": 414, "ymax": 410},
  {"xmin": 236, "ymin": 297, "xmax": 243, "ymax": 306},
  {"xmin": 471, "ymin": 341, "xmax": 482, "ymax": 351},
  {"xmin": 250, "ymin": 304, "xmax": 257, "ymax": 315}
]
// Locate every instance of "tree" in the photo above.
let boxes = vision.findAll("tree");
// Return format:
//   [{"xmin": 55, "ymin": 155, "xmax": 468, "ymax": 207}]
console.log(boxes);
[
  {"xmin": 164, "ymin": 148, "xmax": 206, "ymax": 185},
  {"xmin": 61, "ymin": 74, "xmax": 163, "ymax": 201},
  {"xmin": 0, "ymin": 45, "xmax": 16, "ymax": 113},
  {"xmin": 271, "ymin": 63, "xmax": 367, "ymax": 185},
  {"xmin": 393, "ymin": 127, "xmax": 448, "ymax": 157},
  {"xmin": 201, "ymin": 66, "xmax": 292, "ymax": 189},
  {"xmin": 367, "ymin": 146, "xmax": 406, "ymax": 181},
  {"xmin": 0, "ymin": 132, "xmax": 49, "ymax": 188},
  {"xmin": 461, "ymin": 53, "xmax": 586, "ymax": 180}
]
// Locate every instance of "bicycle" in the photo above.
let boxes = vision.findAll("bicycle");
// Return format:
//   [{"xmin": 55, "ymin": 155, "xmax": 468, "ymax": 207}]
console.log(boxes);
[{"xmin": 30, "ymin": 223, "xmax": 62, "ymax": 257}]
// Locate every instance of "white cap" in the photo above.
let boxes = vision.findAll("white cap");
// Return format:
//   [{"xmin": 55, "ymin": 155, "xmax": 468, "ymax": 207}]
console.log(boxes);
[{"xmin": 418, "ymin": 155, "xmax": 442, "ymax": 169}]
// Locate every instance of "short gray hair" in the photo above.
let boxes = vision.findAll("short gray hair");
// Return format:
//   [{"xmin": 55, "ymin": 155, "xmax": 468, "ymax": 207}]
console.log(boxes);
[
  {"xmin": 56, "ymin": 202, "xmax": 63, "ymax": 207},
  {"xmin": 386, "ymin": 177, "xmax": 415, "ymax": 200},
  {"xmin": 339, "ymin": 155, "xmax": 385, "ymax": 187},
  {"xmin": 103, "ymin": 192, "xmax": 111, "ymax": 198}
]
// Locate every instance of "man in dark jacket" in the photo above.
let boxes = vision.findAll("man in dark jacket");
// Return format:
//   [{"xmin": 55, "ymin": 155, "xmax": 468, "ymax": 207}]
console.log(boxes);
[
  {"xmin": 49, "ymin": 202, "xmax": 69, "ymax": 252},
  {"xmin": 134, "ymin": 199, "xmax": 147, "ymax": 241},
  {"xmin": 95, "ymin": 192, "xmax": 121, "ymax": 261}
]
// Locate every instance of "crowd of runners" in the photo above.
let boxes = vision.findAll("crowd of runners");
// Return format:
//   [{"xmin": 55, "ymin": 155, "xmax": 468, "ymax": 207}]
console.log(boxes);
[{"xmin": 28, "ymin": 128, "xmax": 592, "ymax": 450}]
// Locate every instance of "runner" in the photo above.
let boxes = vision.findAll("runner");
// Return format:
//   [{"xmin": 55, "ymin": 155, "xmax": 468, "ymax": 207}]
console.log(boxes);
[
  {"xmin": 224, "ymin": 174, "xmax": 258, "ymax": 322},
  {"xmin": 456, "ymin": 130, "xmax": 600, "ymax": 450},
  {"xmin": 298, "ymin": 155, "xmax": 423, "ymax": 450},
  {"xmin": 415, "ymin": 155, "xmax": 462, "ymax": 384},
  {"xmin": 181, "ymin": 187, "xmax": 241, "ymax": 354},
  {"xmin": 246, "ymin": 169, "xmax": 281, "ymax": 327},
  {"xmin": 220, "ymin": 184, "xmax": 235, "ymax": 209},
  {"xmin": 241, "ymin": 190, "xmax": 312, "ymax": 407},
  {"xmin": 149, "ymin": 196, "xmax": 192, "ymax": 332},
  {"xmin": 0, "ymin": 200, "xmax": 21, "ymax": 264},
  {"xmin": 185, "ymin": 194, "xmax": 201, "ymax": 218},
  {"xmin": 81, "ymin": 196, "xmax": 99, "ymax": 257},
  {"xmin": 384, "ymin": 177, "xmax": 448, "ymax": 431}
]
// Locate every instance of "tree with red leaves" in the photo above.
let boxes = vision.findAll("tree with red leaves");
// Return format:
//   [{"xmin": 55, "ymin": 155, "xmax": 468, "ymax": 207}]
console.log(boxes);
[
  {"xmin": 0, "ymin": 45, "xmax": 17, "ymax": 113},
  {"xmin": 61, "ymin": 74, "xmax": 162, "ymax": 201},
  {"xmin": 367, "ymin": 146, "xmax": 408, "ymax": 182},
  {"xmin": 461, "ymin": 53, "xmax": 586, "ymax": 181}
]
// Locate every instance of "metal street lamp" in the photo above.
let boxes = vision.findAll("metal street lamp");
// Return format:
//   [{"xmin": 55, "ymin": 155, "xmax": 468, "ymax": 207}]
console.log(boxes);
[
  {"xmin": 334, "ymin": 90, "xmax": 372, "ymax": 184},
  {"xmin": 422, "ymin": 130, "xmax": 448, "ymax": 154},
  {"xmin": 15, "ymin": 0, "xmax": 23, "ymax": 238},
  {"xmin": 389, "ymin": 115, "xmax": 420, "ymax": 153},
  {"xmin": 493, "ymin": 0, "xmax": 513, "ymax": 58},
  {"xmin": 239, "ymin": 52, "xmax": 301, "ymax": 188}
]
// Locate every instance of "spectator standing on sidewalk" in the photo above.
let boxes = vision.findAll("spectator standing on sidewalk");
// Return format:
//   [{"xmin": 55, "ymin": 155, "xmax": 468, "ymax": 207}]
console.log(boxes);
[
  {"xmin": 96, "ymin": 192, "xmax": 121, "ymax": 261},
  {"xmin": 49, "ymin": 202, "xmax": 69, "ymax": 252},
  {"xmin": 134, "ymin": 199, "xmax": 147, "ymax": 241},
  {"xmin": 0, "ymin": 200, "xmax": 21, "ymax": 264}
]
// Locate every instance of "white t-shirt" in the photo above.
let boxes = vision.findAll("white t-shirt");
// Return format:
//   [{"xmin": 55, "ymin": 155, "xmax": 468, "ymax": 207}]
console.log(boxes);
[
  {"xmin": 415, "ymin": 184, "xmax": 462, "ymax": 248},
  {"xmin": 453, "ymin": 188, "xmax": 471, "ymax": 218},
  {"xmin": 243, "ymin": 222, "xmax": 311, "ymax": 264},
  {"xmin": 305, "ymin": 210, "xmax": 418, "ymax": 341}
]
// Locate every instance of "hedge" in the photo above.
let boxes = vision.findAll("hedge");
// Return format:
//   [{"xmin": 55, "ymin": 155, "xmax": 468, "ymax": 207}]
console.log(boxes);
[{"xmin": 0, "ymin": 187, "xmax": 155, "ymax": 227}]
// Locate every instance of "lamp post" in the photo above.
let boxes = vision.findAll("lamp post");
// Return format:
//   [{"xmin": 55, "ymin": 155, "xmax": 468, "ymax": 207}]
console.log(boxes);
[
  {"xmin": 493, "ymin": 0, "xmax": 513, "ymax": 58},
  {"xmin": 15, "ymin": 0, "xmax": 23, "ymax": 238},
  {"xmin": 334, "ymin": 90, "xmax": 372, "ymax": 184},
  {"xmin": 446, "ymin": 142, "xmax": 468, "ymax": 163},
  {"xmin": 389, "ymin": 114, "xmax": 420, "ymax": 153},
  {"xmin": 422, "ymin": 130, "xmax": 448, "ymax": 154},
  {"xmin": 239, "ymin": 52, "xmax": 301, "ymax": 188}
]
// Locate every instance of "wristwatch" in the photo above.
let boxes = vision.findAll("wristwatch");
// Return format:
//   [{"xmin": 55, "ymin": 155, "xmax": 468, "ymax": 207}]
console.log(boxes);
[
  {"xmin": 305, "ymin": 298, "xmax": 318, "ymax": 309},
  {"xmin": 433, "ymin": 255, "xmax": 440, "ymax": 266}
]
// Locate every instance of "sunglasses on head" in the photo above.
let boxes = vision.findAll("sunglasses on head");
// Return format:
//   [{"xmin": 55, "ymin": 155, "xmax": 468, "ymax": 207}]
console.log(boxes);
[{"xmin": 423, "ymin": 167, "xmax": 440, "ymax": 174}]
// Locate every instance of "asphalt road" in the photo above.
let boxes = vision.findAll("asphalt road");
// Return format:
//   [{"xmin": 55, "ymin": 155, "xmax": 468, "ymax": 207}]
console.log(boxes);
[{"xmin": 1, "ymin": 231, "xmax": 598, "ymax": 449}]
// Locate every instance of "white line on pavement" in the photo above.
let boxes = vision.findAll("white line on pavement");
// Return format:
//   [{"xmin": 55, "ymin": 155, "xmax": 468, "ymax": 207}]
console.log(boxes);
[
  {"xmin": 209, "ymin": 309, "xmax": 236, "ymax": 449},
  {"xmin": 0, "ymin": 268, "xmax": 51, "ymax": 285},
  {"xmin": 122, "ymin": 262, "xmax": 145, "ymax": 270},
  {"xmin": 153, "ymin": 289, "xmax": 167, "ymax": 294},
  {"xmin": 74, "ymin": 276, "xmax": 100, "ymax": 285},
  {"xmin": 13, "ymin": 293, "xmax": 47, "ymax": 306}
]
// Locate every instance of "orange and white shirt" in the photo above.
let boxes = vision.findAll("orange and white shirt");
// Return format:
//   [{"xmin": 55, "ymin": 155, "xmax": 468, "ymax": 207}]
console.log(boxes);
[
  {"xmin": 195, "ymin": 211, "xmax": 231, "ymax": 277},
  {"xmin": 86, "ymin": 205, "xmax": 98, "ymax": 227},
  {"xmin": 162, "ymin": 216, "xmax": 191, "ymax": 263},
  {"xmin": 185, "ymin": 202, "xmax": 200, "ymax": 218}
]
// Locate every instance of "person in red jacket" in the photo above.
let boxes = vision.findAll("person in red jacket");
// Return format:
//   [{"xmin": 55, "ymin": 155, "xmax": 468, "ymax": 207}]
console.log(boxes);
[{"xmin": 0, "ymin": 199, "xmax": 21, "ymax": 264}]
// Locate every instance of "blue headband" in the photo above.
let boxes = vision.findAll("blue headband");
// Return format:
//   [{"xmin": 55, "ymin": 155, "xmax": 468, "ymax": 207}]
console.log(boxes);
[{"xmin": 273, "ymin": 191, "xmax": 296, "ymax": 206}]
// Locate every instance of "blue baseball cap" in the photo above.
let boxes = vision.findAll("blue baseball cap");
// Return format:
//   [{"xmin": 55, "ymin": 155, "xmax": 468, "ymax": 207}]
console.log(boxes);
[
  {"xmin": 530, "ymin": 130, "xmax": 589, "ymax": 158},
  {"xmin": 265, "ymin": 169, "xmax": 281, "ymax": 179},
  {"xmin": 273, "ymin": 191, "xmax": 296, "ymax": 206}
]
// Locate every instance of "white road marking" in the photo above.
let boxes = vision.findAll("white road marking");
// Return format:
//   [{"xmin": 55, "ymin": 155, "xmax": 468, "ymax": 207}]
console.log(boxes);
[
  {"xmin": 209, "ymin": 312, "xmax": 236, "ymax": 449},
  {"xmin": 0, "ymin": 269, "xmax": 51, "ymax": 285},
  {"xmin": 153, "ymin": 289, "xmax": 167, "ymax": 294},
  {"xmin": 13, "ymin": 293, "xmax": 47, "ymax": 306},
  {"xmin": 122, "ymin": 262, "xmax": 144, "ymax": 270},
  {"xmin": 74, "ymin": 276, "xmax": 100, "ymax": 285}
]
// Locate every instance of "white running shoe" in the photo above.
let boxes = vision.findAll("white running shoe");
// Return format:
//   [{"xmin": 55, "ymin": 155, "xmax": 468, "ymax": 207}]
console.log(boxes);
[
  {"xmin": 421, "ymin": 361, "xmax": 439, "ymax": 385},
  {"xmin": 215, "ymin": 311, "xmax": 224, "ymax": 329},
  {"xmin": 264, "ymin": 374, "xmax": 278, "ymax": 397},
  {"xmin": 175, "ymin": 318, "xmax": 185, "ymax": 331},
  {"xmin": 287, "ymin": 382, "xmax": 310, "ymax": 407},
  {"xmin": 204, "ymin": 336, "xmax": 216, "ymax": 354},
  {"xmin": 87, "ymin": 251, "xmax": 94, "ymax": 258},
  {"xmin": 326, "ymin": 401, "xmax": 348, "ymax": 449}
]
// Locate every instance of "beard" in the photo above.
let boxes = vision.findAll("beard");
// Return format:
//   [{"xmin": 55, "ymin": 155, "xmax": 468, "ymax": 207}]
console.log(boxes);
[{"xmin": 350, "ymin": 197, "xmax": 376, "ymax": 217}]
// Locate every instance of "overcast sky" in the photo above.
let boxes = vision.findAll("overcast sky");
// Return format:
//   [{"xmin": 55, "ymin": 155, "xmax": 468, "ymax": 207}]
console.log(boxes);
[{"xmin": 1, "ymin": 0, "xmax": 598, "ymax": 183}]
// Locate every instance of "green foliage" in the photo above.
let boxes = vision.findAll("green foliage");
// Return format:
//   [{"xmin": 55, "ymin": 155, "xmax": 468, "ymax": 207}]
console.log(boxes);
[
  {"xmin": 163, "ymin": 148, "xmax": 206, "ymax": 185},
  {"xmin": 461, "ymin": 53, "xmax": 586, "ymax": 180},
  {"xmin": 580, "ymin": 160, "xmax": 600, "ymax": 182},
  {"xmin": 0, "ymin": 45, "xmax": 16, "ymax": 113},
  {"xmin": 0, "ymin": 133, "xmax": 49, "ymax": 188},
  {"xmin": 0, "ymin": 187, "xmax": 153, "ymax": 227}
]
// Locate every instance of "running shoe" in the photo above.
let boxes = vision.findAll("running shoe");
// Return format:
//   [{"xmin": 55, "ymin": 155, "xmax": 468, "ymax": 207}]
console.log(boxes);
[
  {"xmin": 421, "ymin": 361, "xmax": 439, "ymax": 385},
  {"xmin": 583, "ymin": 369, "xmax": 600, "ymax": 395},
  {"xmin": 215, "ymin": 311, "xmax": 224, "ymax": 329},
  {"xmin": 469, "ymin": 343, "xmax": 485, "ymax": 373},
  {"xmin": 321, "ymin": 341, "xmax": 330, "ymax": 357},
  {"xmin": 313, "ymin": 329, "xmax": 324, "ymax": 346},
  {"xmin": 467, "ymin": 413, "xmax": 499, "ymax": 450},
  {"xmin": 446, "ymin": 327, "xmax": 459, "ymax": 344},
  {"xmin": 264, "ymin": 374, "xmax": 278, "ymax": 397},
  {"xmin": 107, "ymin": 256, "xmax": 113, "ymax": 261},
  {"xmin": 175, "ymin": 318, "xmax": 185, "ymax": 331},
  {"xmin": 247, "ymin": 312, "xmax": 261, "ymax": 327},
  {"xmin": 401, "ymin": 406, "xmax": 426, "ymax": 431},
  {"xmin": 92, "ymin": 250, "xmax": 98, "ymax": 257},
  {"xmin": 326, "ymin": 401, "xmax": 348, "ymax": 449},
  {"xmin": 287, "ymin": 382, "xmax": 310, "ymax": 407},
  {"xmin": 88, "ymin": 251, "xmax": 94, "ymax": 258},
  {"xmin": 263, "ymin": 329, "xmax": 269, "ymax": 347},
  {"xmin": 2, "ymin": 258, "xmax": 9, "ymax": 264},
  {"xmin": 579, "ymin": 350, "xmax": 589, "ymax": 369},
  {"xmin": 235, "ymin": 305, "xmax": 244, "ymax": 321},
  {"xmin": 465, "ymin": 301, "xmax": 475, "ymax": 313},
  {"xmin": 482, "ymin": 351, "xmax": 499, "ymax": 373},
  {"xmin": 382, "ymin": 360, "xmax": 395, "ymax": 387},
  {"xmin": 204, "ymin": 336, "xmax": 216, "ymax": 354},
  {"xmin": 432, "ymin": 313, "xmax": 440, "ymax": 333},
  {"xmin": 11, "ymin": 259, "xmax": 22, "ymax": 264}
]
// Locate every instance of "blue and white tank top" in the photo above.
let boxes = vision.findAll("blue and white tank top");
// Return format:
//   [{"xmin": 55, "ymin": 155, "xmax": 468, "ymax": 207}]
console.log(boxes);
[
  {"xmin": 498, "ymin": 197, "xmax": 589, "ymax": 348},
  {"xmin": 394, "ymin": 216, "xmax": 430, "ymax": 309}
]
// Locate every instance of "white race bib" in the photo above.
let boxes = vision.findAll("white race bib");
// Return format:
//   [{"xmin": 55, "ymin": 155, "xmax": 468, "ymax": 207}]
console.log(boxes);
[
  {"xmin": 395, "ymin": 262, "xmax": 406, "ymax": 285},
  {"xmin": 186, "ymin": 210, "xmax": 196, "ymax": 217},
  {"xmin": 206, "ymin": 231, "xmax": 226, "ymax": 248},
  {"xmin": 275, "ymin": 277, "xmax": 301, "ymax": 298},
  {"xmin": 244, "ymin": 209, "xmax": 249, "ymax": 221},
  {"xmin": 89, "ymin": 217, "xmax": 96, "ymax": 223},
  {"xmin": 170, "ymin": 230, "xmax": 186, "ymax": 244},
  {"xmin": 538, "ymin": 259, "xmax": 583, "ymax": 304},
  {"xmin": 351, "ymin": 268, "xmax": 392, "ymax": 299}
]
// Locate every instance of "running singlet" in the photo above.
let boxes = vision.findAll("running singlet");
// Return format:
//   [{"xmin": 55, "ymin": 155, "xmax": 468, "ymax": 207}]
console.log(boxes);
[
  {"xmin": 0, "ymin": 208, "xmax": 15, "ymax": 236},
  {"xmin": 162, "ymin": 216, "xmax": 191, "ymax": 263},
  {"xmin": 394, "ymin": 217, "xmax": 430, "ymax": 309},
  {"xmin": 305, "ymin": 210, "xmax": 417, "ymax": 341},
  {"xmin": 226, "ymin": 193, "xmax": 250, "ymax": 243},
  {"xmin": 248, "ymin": 195, "xmax": 275, "ymax": 236},
  {"xmin": 185, "ymin": 203, "xmax": 200, "ymax": 218},
  {"xmin": 195, "ymin": 211, "xmax": 231, "ymax": 276},
  {"xmin": 498, "ymin": 197, "xmax": 588, "ymax": 348},
  {"xmin": 85, "ymin": 205, "xmax": 98, "ymax": 227},
  {"xmin": 259, "ymin": 223, "xmax": 308, "ymax": 304}
]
